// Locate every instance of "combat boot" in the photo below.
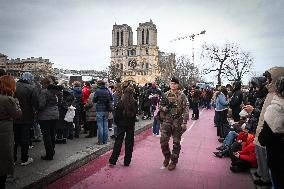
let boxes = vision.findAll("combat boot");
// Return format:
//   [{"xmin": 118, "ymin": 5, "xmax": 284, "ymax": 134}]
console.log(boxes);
[
  {"xmin": 168, "ymin": 162, "xmax": 176, "ymax": 171},
  {"xmin": 163, "ymin": 158, "xmax": 170, "ymax": 167}
]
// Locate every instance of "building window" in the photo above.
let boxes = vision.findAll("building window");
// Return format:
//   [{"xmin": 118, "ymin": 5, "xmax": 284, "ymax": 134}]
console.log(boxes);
[
  {"xmin": 146, "ymin": 49, "xmax": 148, "ymax": 55},
  {"xmin": 117, "ymin": 32, "xmax": 119, "ymax": 46},
  {"xmin": 142, "ymin": 29, "xmax": 144, "ymax": 45},
  {"xmin": 120, "ymin": 63, "xmax": 123, "ymax": 70},
  {"xmin": 146, "ymin": 29, "xmax": 149, "ymax": 44},
  {"xmin": 121, "ymin": 31, "xmax": 123, "ymax": 46},
  {"xmin": 146, "ymin": 63, "xmax": 149, "ymax": 69}
]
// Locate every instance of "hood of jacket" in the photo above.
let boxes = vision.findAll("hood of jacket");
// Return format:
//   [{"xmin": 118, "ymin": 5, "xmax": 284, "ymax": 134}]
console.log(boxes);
[
  {"xmin": 266, "ymin": 67, "xmax": 284, "ymax": 93},
  {"xmin": 264, "ymin": 94, "xmax": 284, "ymax": 133}
]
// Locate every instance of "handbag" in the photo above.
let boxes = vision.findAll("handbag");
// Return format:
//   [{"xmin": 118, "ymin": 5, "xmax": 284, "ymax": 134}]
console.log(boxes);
[{"xmin": 64, "ymin": 105, "xmax": 76, "ymax": 122}]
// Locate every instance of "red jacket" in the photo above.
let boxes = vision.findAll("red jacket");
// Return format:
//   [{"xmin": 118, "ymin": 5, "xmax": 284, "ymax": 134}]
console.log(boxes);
[
  {"xmin": 82, "ymin": 86, "xmax": 91, "ymax": 105},
  {"xmin": 239, "ymin": 135, "xmax": 257, "ymax": 168}
]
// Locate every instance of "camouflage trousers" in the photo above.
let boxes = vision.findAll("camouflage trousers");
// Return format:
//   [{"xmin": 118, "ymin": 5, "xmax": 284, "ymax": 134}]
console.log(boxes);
[{"xmin": 160, "ymin": 119, "xmax": 183, "ymax": 164}]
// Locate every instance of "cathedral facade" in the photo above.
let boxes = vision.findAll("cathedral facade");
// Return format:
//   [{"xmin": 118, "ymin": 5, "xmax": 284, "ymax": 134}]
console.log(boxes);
[{"xmin": 110, "ymin": 20, "xmax": 161, "ymax": 84}]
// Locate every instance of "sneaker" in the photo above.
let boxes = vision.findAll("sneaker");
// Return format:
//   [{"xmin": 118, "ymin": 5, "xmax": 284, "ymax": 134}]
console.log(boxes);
[
  {"xmin": 29, "ymin": 145, "xmax": 34, "ymax": 149},
  {"xmin": 218, "ymin": 138, "xmax": 224, "ymax": 143},
  {"xmin": 213, "ymin": 152, "xmax": 223, "ymax": 158},
  {"xmin": 163, "ymin": 158, "xmax": 170, "ymax": 167},
  {"xmin": 41, "ymin": 155, "xmax": 53, "ymax": 161},
  {"xmin": 253, "ymin": 179, "xmax": 272, "ymax": 186},
  {"xmin": 216, "ymin": 145, "xmax": 225, "ymax": 151},
  {"xmin": 254, "ymin": 172, "xmax": 261, "ymax": 178},
  {"xmin": 110, "ymin": 135, "xmax": 116, "ymax": 139},
  {"xmin": 142, "ymin": 116, "xmax": 147, "ymax": 120},
  {"xmin": 20, "ymin": 157, "xmax": 33, "ymax": 166},
  {"xmin": 108, "ymin": 128, "xmax": 113, "ymax": 131},
  {"xmin": 168, "ymin": 162, "xmax": 176, "ymax": 171}
]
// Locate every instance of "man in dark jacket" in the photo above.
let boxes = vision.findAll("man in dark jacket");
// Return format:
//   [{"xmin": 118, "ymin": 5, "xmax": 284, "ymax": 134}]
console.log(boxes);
[
  {"xmin": 93, "ymin": 80, "xmax": 113, "ymax": 144},
  {"xmin": 230, "ymin": 81, "xmax": 243, "ymax": 122},
  {"xmin": 14, "ymin": 72, "xmax": 36, "ymax": 166},
  {"xmin": 191, "ymin": 85, "xmax": 200, "ymax": 120}
]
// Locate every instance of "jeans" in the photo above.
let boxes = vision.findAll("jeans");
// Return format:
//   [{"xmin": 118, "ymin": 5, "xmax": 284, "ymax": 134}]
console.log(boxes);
[
  {"xmin": 96, "ymin": 112, "xmax": 109, "ymax": 144},
  {"xmin": 223, "ymin": 131, "xmax": 238, "ymax": 147},
  {"xmin": 152, "ymin": 118, "xmax": 160, "ymax": 135},
  {"xmin": 255, "ymin": 146, "xmax": 271, "ymax": 182}
]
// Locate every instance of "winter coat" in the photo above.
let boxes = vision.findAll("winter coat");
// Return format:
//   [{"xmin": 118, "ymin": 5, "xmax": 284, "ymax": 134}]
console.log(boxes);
[
  {"xmin": 14, "ymin": 80, "xmax": 36, "ymax": 124},
  {"xmin": 215, "ymin": 92, "xmax": 229, "ymax": 111},
  {"xmin": 259, "ymin": 94, "xmax": 284, "ymax": 172},
  {"xmin": 114, "ymin": 100, "xmax": 138, "ymax": 127},
  {"xmin": 57, "ymin": 88, "xmax": 74, "ymax": 128},
  {"xmin": 254, "ymin": 66, "xmax": 284, "ymax": 147},
  {"xmin": 239, "ymin": 142, "xmax": 257, "ymax": 168},
  {"xmin": 82, "ymin": 86, "xmax": 91, "ymax": 105},
  {"xmin": 73, "ymin": 87, "xmax": 83, "ymax": 111},
  {"xmin": 93, "ymin": 86, "xmax": 112, "ymax": 112},
  {"xmin": 85, "ymin": 92, "xmax": 96, "ymax": 122},
  {"xmin": 37, "ymin": 85, "xmax": 59, "ymax": 121},
  {"xmin": 229, "ymin": 89, "xmax": 243, "ymax": 110},
  {"xmin": 0, "ymin": 95, "xmax": 22, "ymax": 175}
]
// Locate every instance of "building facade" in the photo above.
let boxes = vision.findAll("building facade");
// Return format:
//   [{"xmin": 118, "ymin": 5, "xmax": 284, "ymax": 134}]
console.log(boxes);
[
  {"xmin": 110, "ymin": 20, "xmax": 161, "ymax": 84},
  {"xmin": 0, "ymin": 53, "xmax": 8, "ymax": 70},
  {"xmin": 6, "ymin": 56, "xmax": 53, "ymax": 77}
]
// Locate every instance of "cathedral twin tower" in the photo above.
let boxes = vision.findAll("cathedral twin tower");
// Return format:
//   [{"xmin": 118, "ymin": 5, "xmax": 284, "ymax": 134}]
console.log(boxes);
[{"xmin": 110, "ymin": 20, "xmax": 161, "ymax": 84}]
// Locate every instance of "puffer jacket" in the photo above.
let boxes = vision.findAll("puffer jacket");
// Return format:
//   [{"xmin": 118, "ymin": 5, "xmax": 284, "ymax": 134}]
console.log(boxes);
[
  {"xmin": 37, "ymin": 85, "xmax": 59, "ymax": 121},
  {"xmin": 85, "ymin": 92, "xmax": 96, "ymax": 122},
  {"xmin": 239, "ymin": 142, "xmax": 257, "ymax": 168}
]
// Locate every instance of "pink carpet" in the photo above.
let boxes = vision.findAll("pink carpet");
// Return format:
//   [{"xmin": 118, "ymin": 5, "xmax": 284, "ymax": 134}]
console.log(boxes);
[{"xmin": 46, "ymin": 109, "xmax": 254, "ymax": 189}]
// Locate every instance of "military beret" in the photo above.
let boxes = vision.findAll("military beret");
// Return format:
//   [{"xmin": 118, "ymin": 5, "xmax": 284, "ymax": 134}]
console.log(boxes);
[{"xmin": 171, "ymin": 77, "xmax": 179, "ymax": 84}]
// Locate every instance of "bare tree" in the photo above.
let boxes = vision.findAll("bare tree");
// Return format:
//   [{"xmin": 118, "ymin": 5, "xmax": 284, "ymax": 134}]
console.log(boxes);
[
  {"xmin": 108, "ymin": 64, "xmax": 122, "ymax": 81},
  {"xmin": 158, "ymin": 52, "xmax": 177, "ymax": 84},
  {"xmin": 174, "ymin": 55, "xmax": 199, "ymax": 86},
  {"xmin": 201, "ymin": 43, "xmax": 254, "ymax": 85},
  {"xmin": 224, "ymin": 51, "xmax": 254, "ymax": 82}
]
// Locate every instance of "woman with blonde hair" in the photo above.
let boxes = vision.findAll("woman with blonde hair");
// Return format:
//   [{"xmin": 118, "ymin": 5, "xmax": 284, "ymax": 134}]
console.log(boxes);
[{"xmin": 0, "ymin": 75, "xmax": 22, "ymax": 189}]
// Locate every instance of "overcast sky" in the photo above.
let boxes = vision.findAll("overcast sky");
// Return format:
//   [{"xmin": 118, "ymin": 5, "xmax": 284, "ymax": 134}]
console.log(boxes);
[{"xmin": 0, "ymin": 0, "xmax": 283, "ymax": 77}]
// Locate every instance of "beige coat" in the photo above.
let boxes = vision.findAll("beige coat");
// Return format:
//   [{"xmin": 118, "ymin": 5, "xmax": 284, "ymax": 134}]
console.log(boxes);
[
  {"xmin": 0, "ymin": 95, "xmax": 21, "ymax": 176},
  {"xmin": 254, "ymin": 67, "xmax": 284, "ymax": 147}
]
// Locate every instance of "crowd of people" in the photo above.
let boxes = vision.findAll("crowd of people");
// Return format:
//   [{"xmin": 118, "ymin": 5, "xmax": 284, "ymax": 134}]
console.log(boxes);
[
  {"xmin": 0, "ymin": 66, "xmax": 283, "ymax": 189},
  {"xmin": 212, "ymin": 67, "xmax": 284, "ymax": 189}
]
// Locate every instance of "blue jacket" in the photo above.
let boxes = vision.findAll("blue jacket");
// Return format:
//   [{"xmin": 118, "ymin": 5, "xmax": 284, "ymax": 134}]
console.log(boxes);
[
  {"xmin": 215, "ymin": 92, "xmax": 229, "ymax": 111},
  {"xmin": 93, "ymin": 86, "xmax": 112, "ymax": 112},
  {"xmin": 73, "ymin": 87, "xmax": 82, "ymax": 111}
]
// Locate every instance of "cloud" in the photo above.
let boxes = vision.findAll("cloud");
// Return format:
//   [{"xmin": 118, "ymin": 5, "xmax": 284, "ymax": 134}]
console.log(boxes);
[{"xmin": 0, "ymin": 0, "xmax": 283, "ymax": 75}]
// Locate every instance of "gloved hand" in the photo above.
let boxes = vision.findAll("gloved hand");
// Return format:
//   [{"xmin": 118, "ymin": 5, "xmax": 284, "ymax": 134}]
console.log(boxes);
[{"xmin": 181, "ymin": 123, "xmax": 187, "ymax": 133}]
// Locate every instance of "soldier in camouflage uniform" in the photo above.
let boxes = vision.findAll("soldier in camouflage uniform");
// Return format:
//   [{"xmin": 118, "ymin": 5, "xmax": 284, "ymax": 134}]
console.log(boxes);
[{"xmin": 159, "ymin": 77, "xmax": 189, "ymax": 171}]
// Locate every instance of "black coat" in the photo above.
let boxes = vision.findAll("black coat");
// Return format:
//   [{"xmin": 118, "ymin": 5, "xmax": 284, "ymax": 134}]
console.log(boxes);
[
  {"xmin": 14, "ymin": 80, "xmax": 36, "ymax": 124},
  {"xmin": 229, "ymin": 89, "xmax": 243, "ymax": 110},
  {"xmin": 114, "ymin": 101, "xmax": 138, "ymax": 127},
  {"xmin": 259, "ymin": 121, "xmax": 284, "ymax": 173}
]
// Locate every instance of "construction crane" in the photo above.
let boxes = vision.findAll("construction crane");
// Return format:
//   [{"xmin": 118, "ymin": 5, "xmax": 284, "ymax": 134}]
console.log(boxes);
[{"xmin": 170, "ymin": 30, "xmax": 206, "ymax": 65}]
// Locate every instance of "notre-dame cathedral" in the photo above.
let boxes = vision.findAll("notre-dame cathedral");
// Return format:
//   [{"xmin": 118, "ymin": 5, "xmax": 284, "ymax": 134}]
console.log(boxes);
[{"xmin": 110, "ymin": 20, "xmax": 165, "ymax": 84}]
